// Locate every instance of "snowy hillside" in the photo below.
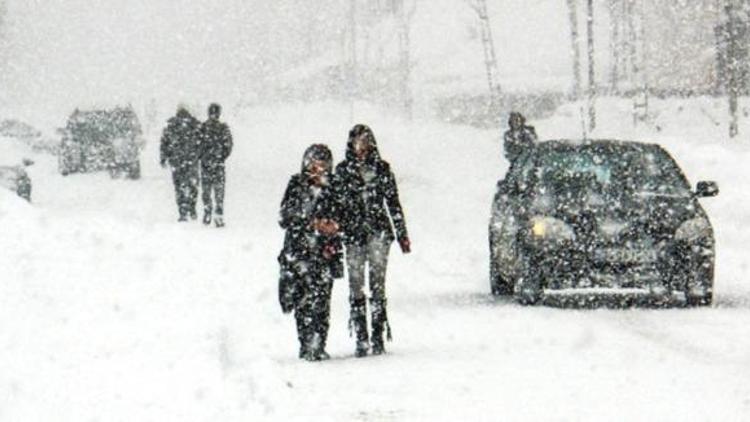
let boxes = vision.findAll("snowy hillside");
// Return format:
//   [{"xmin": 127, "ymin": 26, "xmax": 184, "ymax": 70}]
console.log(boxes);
[{"xmin": 1, "ymin": 98, "xmax": 749, "ymax": 420}]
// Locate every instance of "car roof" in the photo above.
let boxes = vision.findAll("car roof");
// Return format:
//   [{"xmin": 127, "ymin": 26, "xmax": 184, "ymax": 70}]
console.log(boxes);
[{"xmin": 534, "ymin": 139, "xmax": 665, "ymax": 153}]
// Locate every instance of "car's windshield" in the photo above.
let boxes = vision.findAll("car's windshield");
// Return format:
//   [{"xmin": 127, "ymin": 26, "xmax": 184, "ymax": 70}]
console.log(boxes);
[{"xmin": 530, "ymin": 143, "xmax": 691, "ymax": 199}]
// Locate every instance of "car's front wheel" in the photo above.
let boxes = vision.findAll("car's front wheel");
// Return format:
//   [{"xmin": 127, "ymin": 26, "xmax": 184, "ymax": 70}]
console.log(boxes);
[
  {"xmin": 490, "ymin": 257, "xmax": 512, "ymax": 296},
  {"xmin": 515, "ymin": 249, "xmax": 543, "ymax": 305},
  {"xmin": 685, "ymin": 262, "xmax": 714, "ymax": 307},
  {"xmin": 489, "ymin": 235, "xmax": 513, "ymax": 296},
  {"xmin": 670, "ymin": 239, "xmax": 714, "ymax": 307}
]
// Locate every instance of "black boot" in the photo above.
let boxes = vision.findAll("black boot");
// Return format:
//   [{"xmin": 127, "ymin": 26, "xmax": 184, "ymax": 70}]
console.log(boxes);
[
  {"xmin": 313, "ymin": 312, "xmax": 331, "ymax": 361},
  {"xmin": 350, "ymin": 298, "xmax": 369, "ymax": 357},
  {"xmin": 313, "ymin": 326, "xmax": 330, "ymax": 361},
  {"xmin": 370, "ymin": 298, "xmax": 391, "ymax": 355},
  {"xmin": 178, "ymin": 202, "xmax": 188, "ymax": 222},
  {"xmin": 305, "ymin": 331, "xmax": 329, "ymax": 361},
  {"xmin": 295, "ymin": 312, "xmax": 312, "ymax": 360}
]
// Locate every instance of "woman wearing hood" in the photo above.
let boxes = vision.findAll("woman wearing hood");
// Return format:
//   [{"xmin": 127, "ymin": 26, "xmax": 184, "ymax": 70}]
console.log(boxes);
[
  {"xmin": 278, "ymin": 144, "xmax": 344, "ymax": 361},
  {"xmin": 335, "ymin": 124, "xmax": 411, "ymax": 357}
]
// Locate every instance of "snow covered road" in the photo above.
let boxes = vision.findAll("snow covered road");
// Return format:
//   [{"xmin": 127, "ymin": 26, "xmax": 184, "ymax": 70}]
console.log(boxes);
[{"xmin": 1, "ymin": 101, "xmax": 749, "ymax": 420}]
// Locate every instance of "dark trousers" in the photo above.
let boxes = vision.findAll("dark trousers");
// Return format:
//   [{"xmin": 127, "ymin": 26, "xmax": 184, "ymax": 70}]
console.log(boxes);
[
  {"xmin": 171, "ymin": 165, "xmax": 199, "ymax": 217},
  {"xmin": 201, "ymin": 164, "xmax": 225, "ymax": 215},
  {"xmin": 294, "ymin": 266, "xmax": 333, "ymax": 354}
]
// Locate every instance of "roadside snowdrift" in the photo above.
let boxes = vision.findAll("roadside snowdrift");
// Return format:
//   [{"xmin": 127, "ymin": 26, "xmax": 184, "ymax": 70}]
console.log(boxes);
[{"xmin": 1, "ymin": 99, "xmax": 749, "ymax": 420}]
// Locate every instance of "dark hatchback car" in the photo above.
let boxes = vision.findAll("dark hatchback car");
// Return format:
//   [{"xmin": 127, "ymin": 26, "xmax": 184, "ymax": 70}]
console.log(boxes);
[
  {"xmin": 489, "ymin": 140, "xmax": 719, "ymax": 306},
  {"xmin": 58, "ymin": 106, "xmax": 143, "ymax": 179}
]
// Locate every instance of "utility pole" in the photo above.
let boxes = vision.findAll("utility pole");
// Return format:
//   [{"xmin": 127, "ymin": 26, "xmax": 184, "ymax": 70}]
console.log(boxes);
[
  {"xmin": 609, "ymin": 0, "xmax": 620, "ymax": 94},
  {"xmin": 586, "ymin": 0, "xmax": 596, "ymax": 131},
  {"xmin": 566, "ymin": 0, "xmax": 582, "ymax": 99}
]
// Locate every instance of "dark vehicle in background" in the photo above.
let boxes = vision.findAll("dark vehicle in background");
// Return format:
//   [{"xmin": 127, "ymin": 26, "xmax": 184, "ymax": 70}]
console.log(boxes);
[
  {"xmin": 0, "ymin": 159, "xmax": 33, "ymax": 201},
  {"xmin": 489, "ymin": 140, "xmax": 719, "ymax": 306},
  {"xmin": 58, "ymin": 106, "xmax": 144, "ymax": 179},
  {"xmin": 1, "ymin": 119, "xmax": 58, "ymax": 154},
  {"xmin": 0, "ymin": 119, "xmax": 42, "ymax": 140}
]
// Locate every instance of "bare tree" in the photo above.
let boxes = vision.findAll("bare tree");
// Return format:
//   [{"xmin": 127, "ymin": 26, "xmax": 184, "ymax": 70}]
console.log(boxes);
[
  {"xmin": 395, "ymin": 0, "xmax": 417, "ymax": 119},
  {"xmin": 0, "ymin": 0, "xmax": 5, "ymax": 41},
  {"xmin": 348, "ymin": 0, "xmax": 358, "ymax": 120},
  {"xmin": 608, "ymin": 0, "xmax": 621, "ymax": 94},
  {"xmin": 465, "ymin": 0, "xmax": 502, "ymax": 107},
  {"xmin": 629, "ymin": 0, "xmax": 649, "ymax": 126},
  {"xmin": 719, "ymin": 2, "xmax": 749, "ymax": 138},
  {"xmin": 566, "ymin": 0, "xmax": 582, "ymax": 99},
  {"xmin": 586, "ymin": 0, "xmax": 596, "ymax": 131}
]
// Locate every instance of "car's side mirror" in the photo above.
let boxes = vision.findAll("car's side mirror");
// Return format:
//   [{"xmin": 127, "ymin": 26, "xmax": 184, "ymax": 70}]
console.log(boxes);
[{"xmin": 695, "ymin": 181, "xmax": 719, "ymax": 198}]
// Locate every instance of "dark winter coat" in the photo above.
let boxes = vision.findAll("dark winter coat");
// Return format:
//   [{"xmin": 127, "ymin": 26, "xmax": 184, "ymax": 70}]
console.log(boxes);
[
  {"xmin": 503, "ymin": 125, "xmax": 538, "ymax": 164},
  {"xmin": 335, "ymin": 135, "xmax": 408, "ymax": 247},
  {"xmin": 199, "ymin": 118, "xmax": 233, "ymax": 168},
  {"xmin": 278, "ymin": 166, "xmax": 345, "ymax": 312},
  {"xmin": 279, "ymin": 173, "xmax": 345, "ymax": 266},
  {"xmin": 160, "ymin": 109, "xmax": 200, "ymax": 169}
]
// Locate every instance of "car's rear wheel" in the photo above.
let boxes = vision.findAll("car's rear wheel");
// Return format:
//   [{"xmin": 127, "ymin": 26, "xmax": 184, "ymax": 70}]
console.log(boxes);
[
  {"xmin": 126, "ymin": 161, "xmax": 141, "ymax": 180},
  {"xmin": 686, "ymin": 291, "xmax": 712, "ymax": 307}
]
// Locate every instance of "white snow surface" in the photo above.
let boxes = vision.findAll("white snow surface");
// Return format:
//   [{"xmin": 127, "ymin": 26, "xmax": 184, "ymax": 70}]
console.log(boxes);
[{"xmin": 1, "ymin": 99, "xmax": 750, "ymax": 421}]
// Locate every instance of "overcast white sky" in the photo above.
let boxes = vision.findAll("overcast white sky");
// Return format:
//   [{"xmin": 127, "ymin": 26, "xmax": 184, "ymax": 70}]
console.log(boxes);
[{"xmin": 0, "ymin": 0, "xmax": 596, "ymax": 119}]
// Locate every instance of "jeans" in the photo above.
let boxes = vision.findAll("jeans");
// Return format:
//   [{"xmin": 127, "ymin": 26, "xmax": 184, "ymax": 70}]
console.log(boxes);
[{"xmin": 345, "ymin": 235, "xmax": 391, "ymax": 302}]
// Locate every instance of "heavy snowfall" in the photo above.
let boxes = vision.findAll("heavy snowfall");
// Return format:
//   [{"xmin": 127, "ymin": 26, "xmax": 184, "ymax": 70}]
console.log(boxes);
[{"xmin": 1, "ymin": 0, "xmax": 749, "ymax": 420}]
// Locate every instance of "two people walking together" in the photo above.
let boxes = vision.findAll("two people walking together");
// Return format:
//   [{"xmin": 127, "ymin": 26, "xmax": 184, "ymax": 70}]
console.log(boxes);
[
  {"xmin": 160, "ymin": 103, "xmax": 233, "ymax": 227},
  {"xmin": 278, "ymin": 124, "xmax": 411, "ymax": 361}
]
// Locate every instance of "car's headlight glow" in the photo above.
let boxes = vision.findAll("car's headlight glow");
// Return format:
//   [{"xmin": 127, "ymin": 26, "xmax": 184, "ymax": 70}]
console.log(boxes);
[
  {"xmin": 675, "ymin": 217, "xmax": 711, "ymax": 242},
  {"xmin": 529, "ymin": 216, "xmax": 575, "ymax": 241},
  {"xmin": 531, "ymin": 220, "xmax": 546, "ymax": 237}
]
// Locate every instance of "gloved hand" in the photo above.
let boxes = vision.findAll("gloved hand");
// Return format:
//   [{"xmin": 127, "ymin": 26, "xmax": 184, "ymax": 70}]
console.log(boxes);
[
  {"xmin": 160, "ymin": 159, "xmax": 168, "ymax": 169},
  {"xmin": 399, "ymin": 237, "xmax": 411, "ymax": 254},
  {"xmin": 322, "ymin": 243, "xmax": 337, "ymax": 260}
]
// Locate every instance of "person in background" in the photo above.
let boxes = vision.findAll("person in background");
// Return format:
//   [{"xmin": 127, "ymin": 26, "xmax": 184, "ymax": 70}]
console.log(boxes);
[
  {"xmin": 198, "ymin": 103, "xmax": 233, "ymax": 227},
  {"xmin": 335, "ymin": 124, "xmax": 411, "ymax": 357},
  {"xmin": 503, "ymin": 111, "xmax": 537, "ymax": 166},
  {"xmin": 160, "ymin": 106, "xmax": 201, "ymax": 221}
]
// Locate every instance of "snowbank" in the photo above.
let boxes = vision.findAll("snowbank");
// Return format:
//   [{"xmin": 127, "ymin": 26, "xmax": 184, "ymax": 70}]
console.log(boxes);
[{"xmin": 0, "ymin": 98, "xmax": 748, "ymax": 420}]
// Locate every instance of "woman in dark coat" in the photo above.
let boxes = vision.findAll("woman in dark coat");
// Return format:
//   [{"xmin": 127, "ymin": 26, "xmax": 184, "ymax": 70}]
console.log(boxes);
[
  {"xmin": 278, "ymin": 144, "xmax": 344, "ymax": 361},
  {"xmin": 335, "ymin": 124, "xmax": 411, "ymax": 357}
]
